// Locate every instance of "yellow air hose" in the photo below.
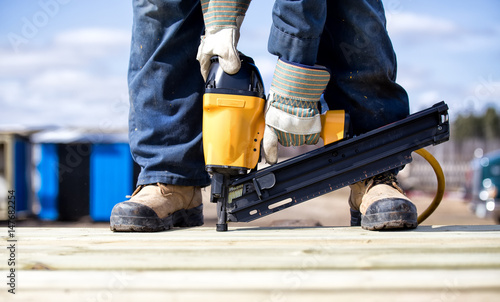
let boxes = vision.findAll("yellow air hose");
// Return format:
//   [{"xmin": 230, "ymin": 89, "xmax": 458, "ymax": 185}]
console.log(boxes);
[{"xmin": 414, "ymin": 148, "xmax": 446, "ymax": 224}]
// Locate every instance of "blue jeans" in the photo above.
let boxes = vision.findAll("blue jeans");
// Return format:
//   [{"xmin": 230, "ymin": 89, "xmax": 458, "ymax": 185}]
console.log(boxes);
[
  {"xmin": 269, "ymin": 0, "xmax": 409, "ymax": 135},
  {"xmin": 128, "ymin": 0, "xmax": 210, "ymax": 187},
  {"xmin": 129, "ymin": 0, "xmax": 409, "ymax": 187}
]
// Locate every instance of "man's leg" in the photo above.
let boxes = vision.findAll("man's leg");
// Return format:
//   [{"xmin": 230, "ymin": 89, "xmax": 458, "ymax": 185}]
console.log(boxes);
[
  {"xmin": 128, "ymin": 0, "xmax": 209, "ymax": 187},
  {"xmin": 317, "ymin": 0, "xmax": 409, "ymax": 134},
  {"xmin": 111, "ymin": 0, "xmax": 210, "ymax": 232},
  {"xmin": 317, "ymin": 1, "xmax": 416, "ymax": 230}
]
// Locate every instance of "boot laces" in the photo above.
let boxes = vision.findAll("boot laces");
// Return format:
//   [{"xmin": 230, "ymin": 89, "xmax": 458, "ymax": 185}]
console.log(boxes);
[
  {"xmin": 366, "ymin": 172, "xmax": 405, "ymax": 195},
  {"xmin": 126, "ymin": 183, "xmax": 166, "ymax": 198}
]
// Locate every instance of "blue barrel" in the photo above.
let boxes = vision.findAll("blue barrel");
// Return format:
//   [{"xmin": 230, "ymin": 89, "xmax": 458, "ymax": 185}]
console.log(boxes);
[{"xmin": 36, "ymin": 144, "xmax": 59, "ymax": 220}]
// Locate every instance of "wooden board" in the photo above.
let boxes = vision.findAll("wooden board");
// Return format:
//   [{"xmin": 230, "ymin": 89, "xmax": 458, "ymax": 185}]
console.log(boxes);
[{"xmin": 2, "ymin": 225, "xmax": 500, "ymax": 301}]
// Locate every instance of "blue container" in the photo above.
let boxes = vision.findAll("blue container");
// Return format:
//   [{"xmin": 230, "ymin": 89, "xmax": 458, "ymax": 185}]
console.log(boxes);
[
  {"xmin": 36, "ymin": 142, "xmax": 135, "ymax": 221},
  {"xmin": 90, "ymin": 143, "xmax": 133, "ymax": 221},
  {"xmin": 36, "ymin": 144, "xmax": 59, "ymax": 220}
]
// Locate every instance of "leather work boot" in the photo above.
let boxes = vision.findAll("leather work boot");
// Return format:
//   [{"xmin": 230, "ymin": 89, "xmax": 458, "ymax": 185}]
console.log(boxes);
[
  {"xmin": 348, "ymin": 172, "xmax": 417, "ymax": 231},
  {"xmin": 110, "ymin": 183, "xmax": 203, "ymax": 232}
]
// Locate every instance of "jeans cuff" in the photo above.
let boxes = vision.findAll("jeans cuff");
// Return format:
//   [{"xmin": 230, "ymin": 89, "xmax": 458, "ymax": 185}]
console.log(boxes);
[
  {"xmin": 137, "ymin": 174, "xmax": 211, "ymax": 188},
  {"xmin": 268, "ymin": 24, "xmax": 321, "ymax": 65}
]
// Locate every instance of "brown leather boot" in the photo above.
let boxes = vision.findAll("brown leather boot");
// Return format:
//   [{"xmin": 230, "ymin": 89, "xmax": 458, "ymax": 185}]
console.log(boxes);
[
  {"xmin": 110, "ymin": 183, "xmax": 203, "ymax": 232},
  {"xmin": 349, "ymin": 172, "xmax": 417, "ymax": 231}
]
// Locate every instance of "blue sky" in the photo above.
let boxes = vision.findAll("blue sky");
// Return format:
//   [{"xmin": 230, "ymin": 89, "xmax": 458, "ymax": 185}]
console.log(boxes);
[{"xmin": 0, "ymin": 0, "xmax": 499, "ymax": 130}]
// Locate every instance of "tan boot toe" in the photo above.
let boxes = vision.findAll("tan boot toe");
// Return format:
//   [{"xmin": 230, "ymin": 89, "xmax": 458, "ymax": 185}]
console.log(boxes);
[
  {"xmin": 110, "ymin": 183, "xmax": 203, "ymax": 232},
  {"xmin": 349, "ymin": 172, "xmax": 417, "ymax": 231}
]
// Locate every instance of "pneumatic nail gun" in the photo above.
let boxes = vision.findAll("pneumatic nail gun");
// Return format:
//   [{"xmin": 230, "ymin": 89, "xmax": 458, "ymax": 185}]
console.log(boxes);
[{"xmin": 202, "ymin": 55, "xmax": 449, "ymax": 231}]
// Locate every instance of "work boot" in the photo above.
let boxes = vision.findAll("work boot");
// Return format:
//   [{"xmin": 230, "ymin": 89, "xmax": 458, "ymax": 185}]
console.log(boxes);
[
  {"xmin": 349, "ymin": 172, "xmax": 417, "ymax": 230},
  {"xmin": 110, "ymin": 183, "xmax": 203, "ymax": 232}
]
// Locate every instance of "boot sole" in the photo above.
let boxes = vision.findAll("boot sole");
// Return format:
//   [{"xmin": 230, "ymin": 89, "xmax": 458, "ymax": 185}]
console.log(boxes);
[
  {"xmin": 110, "ymin": 204, "xmax": 204, "ymax": 232},
  {"xmin": 361, "ymin": 211, "xmax": 418, "ymax": 231}
]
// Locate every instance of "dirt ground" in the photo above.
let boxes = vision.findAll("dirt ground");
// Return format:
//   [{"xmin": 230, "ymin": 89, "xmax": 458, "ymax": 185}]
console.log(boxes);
[
  {"xmin": 202, "ymin": 187, "xmax": 497, "ymax": 228},
  {"xmin": 7, "ymin": 186, "xmax": 495, "ymax": 229}
]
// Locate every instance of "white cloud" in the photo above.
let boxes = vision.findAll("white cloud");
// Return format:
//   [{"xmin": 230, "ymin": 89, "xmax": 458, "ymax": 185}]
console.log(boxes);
[
  {"xmin": 0, "ymin": 27, "xmax": 130, "ymax": 77},
  {"xmin": 386, "ymin": 11, "xmax": 500, "ymax": 116},
  {"xmin": 387, "ymin": 13, "xmax": 457, "ymax": 37},
  {"xmin": 0, "ymin": 27, "xmax": 131, "ymax": 129},
  {"xmin": 416, "ymin": 90, "xmax": 441, "ymax": 106},
  {"xmin": 30, "ymin": 69, "xmax": 90, "ymax": 89},
  {"xmin": 0, "ymin": 81, "xmax": 24, "ymax": 105},
  {"xmin": 458, "ymin": 77, "xmax": 500, "ymax": 111},
  {"xmin": 54, "ymin": 28, "xmax": 130, "ymax": 47},
  {"xmin": 387, "ymin": 12, "xmax": 500, "ymax": 54}
]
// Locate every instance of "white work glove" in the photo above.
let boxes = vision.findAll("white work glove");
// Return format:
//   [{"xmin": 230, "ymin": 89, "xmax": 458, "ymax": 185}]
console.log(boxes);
[
  {"xmin": 263, "ymin": 59, "xmax": 330, "ymax": 164},
  {"xmin": 197, "ymin": 0, "xmax": 251, "ymax": 81}
]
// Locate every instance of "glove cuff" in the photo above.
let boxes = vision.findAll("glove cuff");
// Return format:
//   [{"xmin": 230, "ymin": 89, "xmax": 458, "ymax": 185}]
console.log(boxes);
[
  {"xmin": 270, "ymin": 59, "xmax": 330, "ymax": 102},
  {"xmin": 271, "ymin": 59, "xmax": 330, "ymax": 102},
  {"xmin": 201, "ymin": 0, "xmax": 251, "ymax": 29}
]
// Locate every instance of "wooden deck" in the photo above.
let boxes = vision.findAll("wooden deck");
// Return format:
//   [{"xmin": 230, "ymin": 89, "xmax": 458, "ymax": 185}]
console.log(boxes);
[{"xmin": 2, "ymin": 225, "xmax": 500, "ymax": 301}]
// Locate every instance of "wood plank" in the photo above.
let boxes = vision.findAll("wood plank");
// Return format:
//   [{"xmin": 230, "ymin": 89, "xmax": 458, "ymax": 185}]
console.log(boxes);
[
  {"xmin": 2, "ymin": 225, "xmax": 500, "ymax": 301},
  {"xmin": 4, "ymin": 270, "xmax": 500, "ymax": 302},
  {"xmin": 4, "ymin": 225, "xmax": 500, "ymax": 271}
]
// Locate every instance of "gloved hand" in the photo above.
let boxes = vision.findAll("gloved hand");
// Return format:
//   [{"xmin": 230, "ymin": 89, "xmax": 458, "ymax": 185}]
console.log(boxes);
[
  {"xmin": 263, "ymin": 59, "xmax": 330, "ymax": 164},
  {"xmin": 197, "ymin": 0, "xmax": 251, "ymax": 81}
]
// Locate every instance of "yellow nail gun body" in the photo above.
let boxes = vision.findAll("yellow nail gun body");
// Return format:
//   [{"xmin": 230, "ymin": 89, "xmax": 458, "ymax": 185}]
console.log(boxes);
[{"xmin": 203, "ymin": 55, "xmax": 347, "ymax": 175}]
